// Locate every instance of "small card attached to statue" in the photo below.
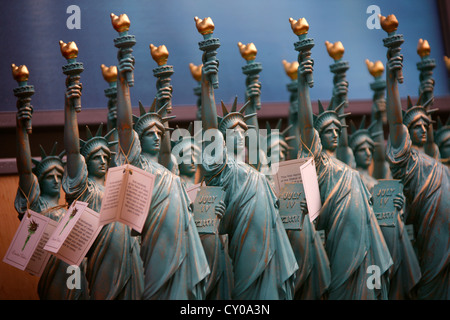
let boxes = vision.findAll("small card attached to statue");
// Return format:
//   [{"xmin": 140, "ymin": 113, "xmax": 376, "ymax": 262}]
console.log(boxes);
[
  {"xmin": 44, "ymin": 201, "xmax": 102, "ymax": 266},
  {"xmin": 278, "ymin": 183, "xmax": 306, "ymax": 230},
  {"xmin": 186, "ymin": 183, "xmax": 201, "ymax": 204},
  {"xmin": 193, "ymin": 186, "xmax": 225, "ymax": 234},
  {"xmin": 372, "ymin": 180, "xmax": 403, "ymax": 227},
  {"xmin": 100, "ymin": 164, "xmax": 155, "ymax": 233},
  {"xmin": 25, "ymin": 218, "xmax": 59, "ymax": 277},
  {"xmin": 3, "ymin": 209, "xmax": 52, "ymax": 273},
  {"xmin": 273, "ymin": 157, "xmax": 322, "ymax": 222}
]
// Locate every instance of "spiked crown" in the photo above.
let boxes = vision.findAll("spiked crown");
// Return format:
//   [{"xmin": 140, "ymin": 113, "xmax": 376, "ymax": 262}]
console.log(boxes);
[
  {"xmin": 402, "ymin": 95, "xmax": 436, "ymax": 129},
  {"xmin": 132, "ymin": 99, "xmax": 175, "ymax": 138},
  {"xmin": 266, "ymin": 119, "xmax": 295, "ymax": 153},
  {"xmin": 313, "ymin": 99, "xmax": 349, "ymax": 134},
  {"xmin": 348, "ymin": 115, "xmax": 383, "ymax": 152},
  {"xmin": 79, "ymin": 123, "xmax": 117, "ymax": 161},
  {"xmin": 32, "ymin": 142, "xmax": 66, "ymax": 181},
  {"xmin": 217, "ymin": 97, "xmax": 256, "ymax": 135}
]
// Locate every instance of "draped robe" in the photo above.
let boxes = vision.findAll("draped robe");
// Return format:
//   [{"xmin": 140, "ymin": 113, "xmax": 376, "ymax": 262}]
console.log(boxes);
[{"xmin": 387, "ymin": 126, "xmax": 449, "ymax": 300}]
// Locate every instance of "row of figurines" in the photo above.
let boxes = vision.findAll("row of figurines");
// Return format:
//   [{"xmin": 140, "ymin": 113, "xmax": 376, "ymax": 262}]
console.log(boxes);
[{"xmin": 11, "ymin": 14, "xmax": 449, "ymax": 300}]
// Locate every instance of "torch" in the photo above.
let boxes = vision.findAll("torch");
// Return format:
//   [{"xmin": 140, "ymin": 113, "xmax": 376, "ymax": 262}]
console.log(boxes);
[
  {"xmin": 101, "ymin": 64, "xmax": 118, "ymax": 131},
  {"xmin": 195, "ymin": 16, "xmax": 220, "ymax": 89},
  {"xmin": 59, "ymin": 40, "xmax": 84, "ymax": 112},
  {"xmin": 11, "ymin": 64, "xmax": 34, "ymax": 134},
  {"xmin": 325, "ymin": 41, "xmax": 349, "ymax": 109},
  {"xmin": 238, "ymin": 42, "xmax": 262, "ymax": 110},
  {"xmin": 289, "ymin": 17, "xmax": 314, "ymax": 88},
  {"xmin": 416, "ymin": 39, "xmax": 435, "ymax": 105},
  {"xmin": 111, "ymin": 13, "xmax": 136, "ymax": 87},
  {"xmin": 150, "ymin": 44, "xmax": 174, "ymax": 114},
  {"xmin": 366, "ymin": 59, "xmax": 387, "ymax": 125},
  {"xmin": 380, "ymin": 14, "xmax": 404, "ymax": 83},
  {"xmin": 189, "ymin": 63, "xmax": 203, "ymax": 120}
]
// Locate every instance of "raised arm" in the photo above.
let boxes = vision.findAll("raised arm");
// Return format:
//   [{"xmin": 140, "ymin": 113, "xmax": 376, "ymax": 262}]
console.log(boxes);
[
  {"xmin": 16, "ymin": 103, "xmax": 34, "ymax": 194},
  {"xmin": 297, "ymin": 54, "xmax": 315, "ymax": 149},
  {"xmin": 201, "ymin": 55, "xmax": 219, "ymax": 131},
  {"xmin": 64, "ymin": 83, "xmax": 84, "ymax": 179},
  {"xmin": 385, "ymin": 49, "xmax": 407, "ymax": 149},
  {"xmin": 116, "ymin": 51, "xmax": 135, "ymax": 155}
]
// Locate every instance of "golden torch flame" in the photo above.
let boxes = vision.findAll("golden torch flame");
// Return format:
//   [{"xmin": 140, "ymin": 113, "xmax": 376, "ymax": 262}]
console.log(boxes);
[
  {"xmin": 194, "ymin": 16, "xmax": 215, "ymax": 35},
  {"xmin": 417, "ymin": 39, "xmax": 431, "ymax": 58},
  {"xmin": 289, "ymin": 17, "xmax": 309, "ymax": 36},
  {"xmin": 379, "ymin": 14, "xmax": 398, "ymax": 33},
  {"xmin": 365, "ymin": 59, "xmax": 385, "ymax": 78},
  {"xmin": 101, "ymin": 65, "xmax": 117, "ymax": 83},
  {"xmin": 59, "ymin": 41, "xmax": 79, "ymax": 59},
  {"xmin": 238, "ymin": 42, "xmax": 257, "ymax": 61},
  {"xmin": 150, "ymin": 44, "xmax": 169, "ymax": 66},
  {"xmin": 11, "ymin": 64, "xmax": 29, "ymax": 82},
  {"xmin": 325, "ymin": 41, "xmax": 345, "ymax": 60},
  {"xmin": 110, "ymin": 13, "xmax": 130, "ymax": 33},
  {"xmin": 282, "ymin": 60, "xmax": 299, "ymax": 80},
  {"xmin": 189, "ymin": 63, "xmax": 202, "ymax": 82}
]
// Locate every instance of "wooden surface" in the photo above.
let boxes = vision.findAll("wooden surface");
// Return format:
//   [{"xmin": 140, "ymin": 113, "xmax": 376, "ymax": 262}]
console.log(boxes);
[{"xmin": 0, "ymin": 175, "xmax": 38, "ymax": 300}]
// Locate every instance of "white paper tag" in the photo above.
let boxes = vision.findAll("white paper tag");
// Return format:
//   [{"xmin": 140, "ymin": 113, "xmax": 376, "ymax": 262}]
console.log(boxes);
[{"xmin": 3, "ymin": 210, "xmax": 50, "ymax": 271}]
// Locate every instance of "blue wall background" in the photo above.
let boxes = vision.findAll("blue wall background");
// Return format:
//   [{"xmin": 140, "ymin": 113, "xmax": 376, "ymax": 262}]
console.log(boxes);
[{"xmin": 1, "ymin": 0, "xmax": 448, "ymax": 112}]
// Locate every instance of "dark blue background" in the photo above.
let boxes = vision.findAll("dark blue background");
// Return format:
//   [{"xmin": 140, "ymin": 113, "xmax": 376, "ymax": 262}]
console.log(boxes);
[{"xmin": 1, "ymin": 0, "xmax": 448, "ymax": 112}]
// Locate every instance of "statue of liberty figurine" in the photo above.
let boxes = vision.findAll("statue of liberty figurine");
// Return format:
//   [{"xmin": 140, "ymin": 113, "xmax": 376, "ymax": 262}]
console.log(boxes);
[
  {"xmin": 290, "ymin": 17, "xmax": 392, "ymax": 299},
  {"xmin": 196, "ymin": 16, "xmax": 298, "ymax": 299},
  {"xmin": 12, "ymin": 63, "xmax": 89, "ymax": 300},
  {"xmin": 171, "ymin": 126, "xmax": 234, "ymax": 300},
  {"xmin": 62, "ymin": 68, "xmax": 144, "ymax": 299},
  {"xmin": 349, "ymin": 117, "xmax": 422, "ymax": 299},
  {"xmin": 382, "ymin": 14, "xmax": 449, "ymax": 299},
  {"xmin": 115, "ymin": 44, "xmax": 209, "ymax": 299},
  {"xmin": 266, "ymin": 120, "xmax": 331, "ymax": 300}
]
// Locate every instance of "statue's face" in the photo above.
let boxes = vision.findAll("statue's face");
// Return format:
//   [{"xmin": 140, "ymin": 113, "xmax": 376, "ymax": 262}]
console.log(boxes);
[
  {"xmin": 179, "ymin": 147, "xmax": 198, "ymax": 177},
  {"xmin": 409, "ymin": 118, "xmax": 428, "ymax": 147},
  {"xmin": 320, "ymin": 123, "xmax": 340, "ymax": 152},
  {"xmin": 87, "ymin": 149, "xmax": 109, "ymax": 178},
  {"xmin": 354, "ymin": 141, "xmax": 373, "ymax": 169},
  {"xmin": 141, "ymin": 126, "xmax": 162, "ymax": 155},
  {"xmin": 40, "ymin": 167, "xmax": 62, "ymax": 198},
  {"xmin": 228, "ymin": 124, "xmax": 246, "ymax": 154}
]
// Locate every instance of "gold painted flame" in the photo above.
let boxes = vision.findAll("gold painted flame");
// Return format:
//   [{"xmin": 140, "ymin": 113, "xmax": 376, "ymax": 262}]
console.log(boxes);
[
  {"xmin": 417, "ymin": 39, "xmax": 431, "ymax": 58},
  {"xmin": 189, "ymin": 63, "xmax": 202, "ymax": 81},
  {"xmin": 110, "ymin": 13, "xmax": 130, "ymax": 33},
  {"xmin": 238, "ymin": 42, "xmax": 257, "ymax": 61},
  {"xmin": 289, "ymin": 17, "xmax": 309, "ymax": 36},
  {"xmin": 194, "ymin": 16, "xmax": 215, "ymax": 35},
  {"xmin": 325, "ymin": 41, "xmax": 345, "ymax": 60},
  {"xmin": 101, "ymin": 64, "xmax": 117, "ymax": 83},
  {"xmin": 379, "ymin": 14, "xmax": 398, "ymax": 33},
  {"xmin": 282, "ymin": 60, "xmax": 299, "ymax": 80},
  {"xmin": 59, "ymin": 41, "xmax": 78, "ymax": 59},
  {"xmin": 365, "ymin": 59, "xmax": 384, "ymax": 78},
  {"xmin": 150, "ymin": 44, "xmax": 169, "ymax": 66},
  {"xmin": 11, "ymin": 64, "xmax": 29, "ymax": 82}
]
